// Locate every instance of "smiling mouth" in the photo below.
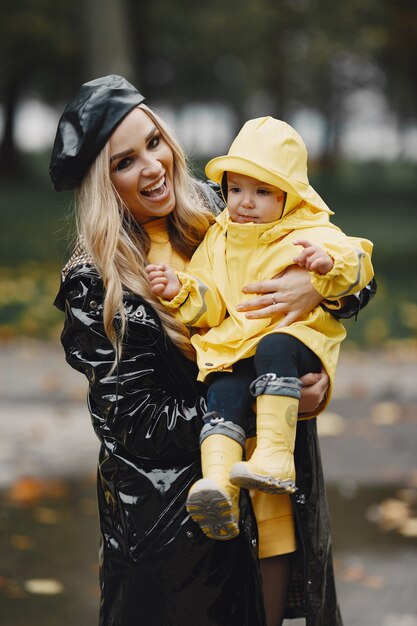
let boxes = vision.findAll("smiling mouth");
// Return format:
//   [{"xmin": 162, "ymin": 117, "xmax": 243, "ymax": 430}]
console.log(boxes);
[{"xmin": 141, "ymin": 176, "xmax": 167, "ymax": 198}]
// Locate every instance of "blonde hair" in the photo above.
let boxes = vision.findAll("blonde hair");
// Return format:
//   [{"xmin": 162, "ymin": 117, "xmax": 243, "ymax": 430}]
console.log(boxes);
[{"xmin": 75, "ymin": 104, "xmax": 214, "ymax": 360}]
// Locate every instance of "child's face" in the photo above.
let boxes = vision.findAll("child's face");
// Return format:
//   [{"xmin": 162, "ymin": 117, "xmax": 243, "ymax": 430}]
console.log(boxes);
[{"xmin": 226, "ymin": 173, "xmax": 285, "ymax": 224}]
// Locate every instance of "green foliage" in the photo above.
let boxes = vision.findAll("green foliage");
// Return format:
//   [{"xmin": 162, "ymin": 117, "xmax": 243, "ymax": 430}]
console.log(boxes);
[
  {"xmin": 0, "ymin": 0, "xmax": 83, "ymax": 92},
  {"xmin": 0, "ymin": 157, "xmax": 416, "ymax": 345}
]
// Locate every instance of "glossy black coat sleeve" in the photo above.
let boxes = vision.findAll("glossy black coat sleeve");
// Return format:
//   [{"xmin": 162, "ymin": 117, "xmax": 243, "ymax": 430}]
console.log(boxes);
[{"xmin": 54, "ymin": 263, "xmax": 207, "ymax": 462}]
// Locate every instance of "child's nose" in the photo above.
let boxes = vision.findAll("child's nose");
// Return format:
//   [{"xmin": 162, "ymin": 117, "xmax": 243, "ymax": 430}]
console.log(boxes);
[{"xmin": 241, "ymin": 195, "xmax": 255, "ymax": 208}]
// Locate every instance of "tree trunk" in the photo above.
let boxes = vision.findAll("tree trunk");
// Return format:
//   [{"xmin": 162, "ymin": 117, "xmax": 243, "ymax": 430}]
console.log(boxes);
[
  {"xmin": 0, "ymin": 75, "xmax": 24, "ymax": 179},
  {"xmin": 84, "ymin": 0, "xmax": 134, "ymax": 81}
]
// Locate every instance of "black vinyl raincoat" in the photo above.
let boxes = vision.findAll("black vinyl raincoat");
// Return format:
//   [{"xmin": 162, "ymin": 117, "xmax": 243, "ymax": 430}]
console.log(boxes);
[
  {"xmin": 53, "ymin": 189, "xmax": 375, "ymax": 625},
  {"xmin": 54, "ymin": 258, "xmax": 266, "ymax": 626}
]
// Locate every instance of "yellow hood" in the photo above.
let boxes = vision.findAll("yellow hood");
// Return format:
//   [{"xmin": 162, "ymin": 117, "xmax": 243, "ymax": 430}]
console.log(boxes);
[{"xmin": 205, "ymin": 116, "xmax": 332, "ymax": 217}]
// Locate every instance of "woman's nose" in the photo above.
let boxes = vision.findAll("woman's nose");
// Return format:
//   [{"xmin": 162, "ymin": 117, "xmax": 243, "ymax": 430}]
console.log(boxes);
[{"xmin": 141, "ymin": 155, "xmax": 162, "ymax": 178}]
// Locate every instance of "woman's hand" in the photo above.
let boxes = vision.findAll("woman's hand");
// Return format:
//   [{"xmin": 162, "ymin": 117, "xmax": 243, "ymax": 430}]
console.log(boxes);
[
  {"xmin": 236, "ymin": 265, "xmax": 322, "ymax": 326},
  {"xmin": 298, "ymin": 369, "xmax": 329, "ymax": 416}
]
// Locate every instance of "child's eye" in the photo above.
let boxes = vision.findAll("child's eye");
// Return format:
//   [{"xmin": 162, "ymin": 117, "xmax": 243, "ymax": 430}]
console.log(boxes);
[
  {"xmin": 228, "ymin": 186, "xmax": 240, "ymax": 193},
  {"xmin": 257, "ymin": 188, "xmax": 270, "ymax": 195}
]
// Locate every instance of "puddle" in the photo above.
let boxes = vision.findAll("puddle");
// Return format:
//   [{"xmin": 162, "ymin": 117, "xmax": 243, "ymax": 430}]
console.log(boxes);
[
  {"xmin": 0, "ymin": 478, "xmax": 99, "ymax": 626},
  {"xmin": 327, "ymin": 483, "xmax": 417, "ymax": 552},
  {"xmin": 0, "ymin": 479, "xmax": 416, "ymax": 625}
]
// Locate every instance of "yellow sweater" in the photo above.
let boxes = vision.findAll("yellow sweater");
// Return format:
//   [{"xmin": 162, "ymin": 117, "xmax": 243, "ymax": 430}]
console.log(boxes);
[{"xmin": 144, "ymin": 217, "xmax": 189, "ymax": 271}]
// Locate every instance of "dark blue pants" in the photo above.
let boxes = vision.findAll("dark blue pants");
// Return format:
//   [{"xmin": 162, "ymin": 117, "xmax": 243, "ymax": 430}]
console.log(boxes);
[{"xmin": 206, "ymin": 333, "xmax": 321, "ymax": 430}]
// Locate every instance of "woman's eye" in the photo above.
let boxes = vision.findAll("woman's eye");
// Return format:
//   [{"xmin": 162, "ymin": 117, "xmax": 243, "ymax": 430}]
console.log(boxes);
[
  {"xmin": 148, "ymin": 135, "xmax": 160, "ymax": 149},
  {"xmin": 116, "ymin": 157, "xmax": 133, "ymax": 171}
]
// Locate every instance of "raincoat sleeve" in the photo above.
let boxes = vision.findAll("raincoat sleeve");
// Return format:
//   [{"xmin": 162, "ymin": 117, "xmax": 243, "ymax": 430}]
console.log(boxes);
[
  {"xmin": 299, "ymin": 232, "xmax": 374, "ymax": 300},
  {"xmin": 160, "ymin": 233, "xmax": 227, "ymax": 328}
]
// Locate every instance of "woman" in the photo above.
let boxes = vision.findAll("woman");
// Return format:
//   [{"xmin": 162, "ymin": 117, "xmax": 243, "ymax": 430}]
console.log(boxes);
[{"xmin": 51, "ymin": 75, "xmax": 374, "ymax": 626}]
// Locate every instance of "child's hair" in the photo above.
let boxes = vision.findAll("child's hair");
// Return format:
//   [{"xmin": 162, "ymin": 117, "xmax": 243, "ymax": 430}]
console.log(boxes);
[{"xmin": 75, "ymin": 103, "xmax": 215, "ymax": 360}]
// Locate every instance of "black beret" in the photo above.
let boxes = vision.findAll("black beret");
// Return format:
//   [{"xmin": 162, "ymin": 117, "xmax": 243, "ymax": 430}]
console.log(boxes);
[{"xmin": 49, "ymin": 75, "xmax": 145, "ymax": 192}]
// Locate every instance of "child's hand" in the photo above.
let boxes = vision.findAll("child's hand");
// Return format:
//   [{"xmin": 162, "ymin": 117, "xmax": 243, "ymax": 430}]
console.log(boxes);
[
  {"xmin": 293, "ymin": 240, "xmax": 334, "ymax": 275},
  {"xmin": 145, "ymin": 263, "xmax": 181, "ymax": 300}
]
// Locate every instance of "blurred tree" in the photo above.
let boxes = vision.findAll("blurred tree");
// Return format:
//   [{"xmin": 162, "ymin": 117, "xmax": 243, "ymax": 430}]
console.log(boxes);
[
  {"xmin": 127, "ymin": 0, "xmax": 417, "ymax": 163},
  {"xmin": 277, "ymin": 0, "xmax": 388, "ymax": 165},
  {"xmin": 1, "ymin": 0, "xmax": 416, "ymax": 176},
  {"xmin": 84, "ymin": 0, "xmax": 134, "ymax": 81},
  {"xmin": 128, "ymin": 0, "xmax": 268, "ymax": 123},
  {"xmin": 0, "ymin": 0, "xmax": 83, "ymax": 179},
  {"xmin": 379, "ymin": 0, "xmax": 417, "ymax": 131}
]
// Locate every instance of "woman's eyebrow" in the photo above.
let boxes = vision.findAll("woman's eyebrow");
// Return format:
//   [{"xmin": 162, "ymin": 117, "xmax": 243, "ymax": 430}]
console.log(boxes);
[
  {"xmin": 110, "ymin": 148, "xmax": 133, "ymax": 162},
  {"xmin": 110, "ymin": 127, "xmax": 158, "ymax": 162},
  {"xmin": 145, "ymin": 126, "xmax": 158, "ymax": 142}
]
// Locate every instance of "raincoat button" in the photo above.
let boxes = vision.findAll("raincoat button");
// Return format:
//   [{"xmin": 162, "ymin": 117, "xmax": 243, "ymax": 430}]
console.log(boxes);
[
  {"xmin": 297, "ymin": 493, "xmax": 306, "ymax": 504},
  {"xmin": 186, "ymin": 530, "xmax": 194, "ymax": 539},
  {"xmin": 90, "ymin": 300, "xmax": 98, "ymax": 309},
  {"xmin": 135, "ymin": 310, "xmax": 143, "ymax": 318}
]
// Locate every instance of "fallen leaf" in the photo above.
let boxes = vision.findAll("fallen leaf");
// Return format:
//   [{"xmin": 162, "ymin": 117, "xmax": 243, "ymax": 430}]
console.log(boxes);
[
  {"xmin": 349, "ymin": 381, "xmax": 370, "ymax": 399},
  {"xmin": 79, "ymin": 498, "xmax": 97, "ymax": 516},
  {"xmin": 398, "ymin": 518, "xmax": 417, "ymax": 538},
  {"xmin": 339, "ymin": 561, "xmax": 365, "ymax": 583},
  {"xmin": 371, "ymin": 402, "xmax": 402, "ymax": 425},
  {"xmin": 374, "ymin": 498, "xmax": 410, "ymax": 531},
  {"xmin": 397, "ymin": 488, "xmax": 417, "ymax": 505},
  {"xmin": 33, "ymin": 507, "xmax": 60, "ymax": 524},
  {"xmin": 6, "ymin": 477, "xmax": 68, "ymax": 506},
  {"xmin": 2, "ymin": 578, "xmax": 25, "ymax": 598},
  {"xmin": 363, "ymin": 575, "xmax": 387, "ymax": 589},
  {"xmin": 317, "ymin": 412, "xmax": 346, "ymax": 437},
  {"xmin": 24, "ymin": 579, "xmax": 64, "ymax": 595},
  {"xmin": 10, "ymin": 535, "xmax": 34, "ymax": 550}
]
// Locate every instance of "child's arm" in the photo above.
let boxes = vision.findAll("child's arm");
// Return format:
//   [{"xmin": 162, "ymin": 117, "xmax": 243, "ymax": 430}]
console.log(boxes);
[
  {"xmin": 146, "ymin": 263, "xmax": 181, "ymax": 300},
  {"xmin": 291, "ymin": 232, "xmax": 374, "ymax": 300},
  {"xmin": 293, "ymin": 240, "xmax": 334, "ymax": 274},
  {"xmin": 145, "ymin": 234, "xmax": 227, "ymax": 328}
]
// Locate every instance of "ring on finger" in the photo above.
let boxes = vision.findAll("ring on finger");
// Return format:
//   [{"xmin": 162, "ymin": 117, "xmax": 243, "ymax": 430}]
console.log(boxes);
[{"xmin": 271, "ymin": 294, "xmax": 278, "ymax": 305}]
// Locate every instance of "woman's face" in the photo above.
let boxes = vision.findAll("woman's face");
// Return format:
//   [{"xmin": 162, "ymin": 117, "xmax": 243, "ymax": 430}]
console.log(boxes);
[{"xmin": 109, "ymin": 107, "xmax": 175, "ymax": 223}]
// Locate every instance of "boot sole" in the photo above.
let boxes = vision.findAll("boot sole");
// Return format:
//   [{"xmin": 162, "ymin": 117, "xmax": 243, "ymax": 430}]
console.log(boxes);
[
  {"xmin": 186, "ymin": 479, "xmax": 240, "ymax": 541},
  {"xmin": 230, "ymin": 467, "xmax": 296, "ymax": 495}
]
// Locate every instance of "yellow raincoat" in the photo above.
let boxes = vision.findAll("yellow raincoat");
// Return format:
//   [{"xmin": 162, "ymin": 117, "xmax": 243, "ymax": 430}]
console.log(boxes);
[{"xmin": 163, "ymin": 117, "xmax": 374, "ymax": 404}]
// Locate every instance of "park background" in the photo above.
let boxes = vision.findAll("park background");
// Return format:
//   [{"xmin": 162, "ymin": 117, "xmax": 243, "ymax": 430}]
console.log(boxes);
[{"xmin": 0, "ymin": 1, "xmax": 416, "ymax": 625}]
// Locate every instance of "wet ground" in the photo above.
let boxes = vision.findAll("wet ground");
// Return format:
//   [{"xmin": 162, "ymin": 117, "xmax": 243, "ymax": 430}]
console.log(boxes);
[{"xmin": 1, "ymin": 339, "xmax": 417, "ymax": 625}]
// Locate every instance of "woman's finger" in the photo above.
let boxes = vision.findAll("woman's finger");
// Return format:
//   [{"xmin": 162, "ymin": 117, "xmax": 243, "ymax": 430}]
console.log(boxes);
[
  {"xmin": 242, "ymin": 280, "xmax": 281, "ymax": 294},
  {"xmin": 237, "ymin": 293, "xmax": 283, "ymax": 312},
  {"xmin": 244, "ymin": 302, "xmax": 288, "ymax": 319}
]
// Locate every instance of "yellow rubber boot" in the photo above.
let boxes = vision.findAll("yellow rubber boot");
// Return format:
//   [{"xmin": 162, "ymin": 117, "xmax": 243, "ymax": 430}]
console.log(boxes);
[
  {"xmin": 230, "ymin": 395, "xmax": 298, "ymax": 494},
  {"xmin": 186, "ymin": 434, "xmax": 242, "ymax": 540}
]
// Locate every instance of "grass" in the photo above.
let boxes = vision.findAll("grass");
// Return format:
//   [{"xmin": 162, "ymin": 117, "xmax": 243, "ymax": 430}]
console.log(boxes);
[{"xmin": 0, "ymin": 155, "xmax": 416, "ymax": 345}]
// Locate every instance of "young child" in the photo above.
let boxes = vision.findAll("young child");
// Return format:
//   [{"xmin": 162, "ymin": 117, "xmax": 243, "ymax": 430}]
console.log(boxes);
[{"xmin": 146, "ymin": 117, "xmax": 374, "ymax": 541}]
